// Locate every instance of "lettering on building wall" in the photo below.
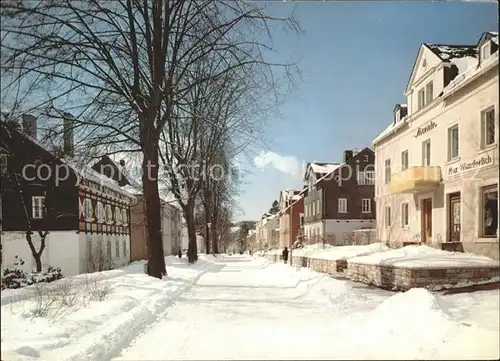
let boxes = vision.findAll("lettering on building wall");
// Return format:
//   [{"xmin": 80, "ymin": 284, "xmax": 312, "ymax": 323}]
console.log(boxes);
[
  {"xmin": 414, "ymin": 121, "xmax": 437, "ymax": 137},
  {"xmin": 447, "ymin": 154, "xmax": 493, "ymax": 177}
]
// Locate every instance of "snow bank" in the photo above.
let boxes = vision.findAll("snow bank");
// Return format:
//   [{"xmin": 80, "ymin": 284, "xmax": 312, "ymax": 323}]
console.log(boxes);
[
  {"xmin": 311, "ymin": 243, "xmax": 389, "ymax": 261},
  {"xmin": 341, "ymin": 288, "xmax": 500, "ymax": 359},
  {"xmin": 1, "ymin": 261, "xmax": 146, "ymax": 306},
  {"xmin": 291, "ymin": 243, "xmax": 334, "ymax": 257},
  {"xmin": 1, "ymin": 255, "xmax": 218, "ymax": 361},
  {"xmin": 349, "ymin": 245, "xmax": 500, "ymax": 269}
]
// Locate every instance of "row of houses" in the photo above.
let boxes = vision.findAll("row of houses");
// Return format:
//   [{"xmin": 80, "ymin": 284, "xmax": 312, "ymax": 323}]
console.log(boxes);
[
  {"xmin": 252, "ymin": 30, "xmax": 499, "ymax": 260},
  {"xmin": 253, "ymin": 148, "xmax": 377, "ymax": 250},
  {"xmin": 0, "ymin": 114, "xmax": 184, "ymax": 276}
]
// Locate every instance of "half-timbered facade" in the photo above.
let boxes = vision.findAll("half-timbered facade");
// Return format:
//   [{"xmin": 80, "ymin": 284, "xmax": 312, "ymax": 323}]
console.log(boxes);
[{"xmin": 0, "ymin": 115, "xmax": 135, "ymax": 276}]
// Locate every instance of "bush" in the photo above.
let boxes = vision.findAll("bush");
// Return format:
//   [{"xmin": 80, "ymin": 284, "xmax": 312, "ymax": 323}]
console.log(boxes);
[{"xmin": 1, "ymin": 256, "xmax": 63, "ymax": 290}]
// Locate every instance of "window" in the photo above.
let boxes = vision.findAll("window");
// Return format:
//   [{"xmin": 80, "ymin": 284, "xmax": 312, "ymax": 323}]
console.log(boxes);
[
  {"xmin": 384, "ymin": 159, "xmax": 391, "ymax": 184},
  {"xmin": 362, "ymin": 198, "xmax": 371, "ymax": 213},
  {"xmin": 96, "ymin": 202, "xmax": 105, "ymax": 223},
  {"xmin": 84, "ymin": 198, "xmax": 94, "ymax": 220},
  {"xmin": 481, "ymin": 107, "xmax": 496, "ymax": 148},
  {"xmin": 401, "ymin": 203, "xmax": 409, "ymax": 227},
  {"xmin": 422, "ymin": 140, "xmax": 431, "ymax": 166},
  {"xmin": 357, "ymin": 171, "xmax": 375, "ymax": 185},
  {"xmin": 418, "ymin": 89, "xmax": 425, "ymax": 110},
  {"xmin": 317, "ymin": 200, "xmax": 321, "ymax": 215},
  {"xmin": 105, "ymin": 204, "xmax": 113, "ymax": 224},
  {"xmin": 425, "ymin": 81, "xmax": 433, "ymax": 105},
  {"xmin": 481, "ymin": 42, "xmax": 491, "ymax": 60},
  {"xmin": 482, "ymin": 185, "xmax": 498, "ymax": 237},
  {"xmin": 32, "ymin": 196, "xmax": 45, "ymax": 219},
  {"xmin": 384, "ymin": 206, "xmax": 391, "ymax": 228},
  {"xmin": 115, "ymin": 238, "xmax": 120, "ymax": 258},
  {"xmin": 122, "ymin": 209, "xmax": 128, "ymax": 224},
  {"xmin": 122, "ymin": 240, "xmax": 127, "ymax": 257},
  {"xmin": 401, "ymin": 150, "xmax": 409, "ymax": 171},
  {"xmin": 106, "ymin": 240, "xmax": 112, "ymax": 260},
  {"xmin": 448, "ymin": 125, "xmax": 459, "ymax": 160},
  {"xmin": 115, "ymin": 206, "xmax": 122, "ymax": 225},
  {"xmin": 338, "ymin": 198, "xmax": 347, "ymax": 213}
]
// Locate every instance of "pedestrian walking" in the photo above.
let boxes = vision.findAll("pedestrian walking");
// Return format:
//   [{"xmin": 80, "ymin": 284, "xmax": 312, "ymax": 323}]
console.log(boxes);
[{"xmin": 282, "ymin": 247, "xmax": 289, "ymax": 264}]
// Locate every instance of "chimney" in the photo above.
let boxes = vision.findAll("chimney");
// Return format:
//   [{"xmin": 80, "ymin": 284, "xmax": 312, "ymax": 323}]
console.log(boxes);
[
  {"xmin": 22, "ymin": 114, "xmax": 37, "ymax": 139},
  {"xmin": 62, "ymin": 112, "xmax": 75, "ymax": 156},
  {"xmin": 343, "ymin": 150, "xmax": 353, "ymax": 163}
]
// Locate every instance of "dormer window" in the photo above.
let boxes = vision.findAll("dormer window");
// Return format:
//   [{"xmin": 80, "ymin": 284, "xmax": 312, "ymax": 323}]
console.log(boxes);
[
  {"xmin": 481, "ymin": 42, "xmax": 491, "ymax": 61},
  {"xmin": 394, "ymin": 110, "xmax": 400, "ymax": 123}
]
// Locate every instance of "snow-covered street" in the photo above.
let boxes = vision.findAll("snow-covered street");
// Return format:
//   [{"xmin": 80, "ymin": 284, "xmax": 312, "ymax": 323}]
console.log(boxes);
[{"xmin": 2, "ymin": 255, "xmax": 499, "ymax": 360}]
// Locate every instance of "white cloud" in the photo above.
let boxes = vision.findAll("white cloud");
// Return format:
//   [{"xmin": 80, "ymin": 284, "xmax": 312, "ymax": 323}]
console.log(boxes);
[{"xmin": 253, "ymin": 151, "xmax": 300, "ymax": 176}]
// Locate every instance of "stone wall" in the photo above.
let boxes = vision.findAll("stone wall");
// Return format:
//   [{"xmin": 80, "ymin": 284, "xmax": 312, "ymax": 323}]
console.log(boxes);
[
  {"xmin": 308, "ymin": 257, "xmax": 347, "ymax": 276},
  {"xmin": 258, "ymin": 252, "xmax": 499, "ymax": 291},
  {"xmin": 347, "ymin": 262, "xmax": 500, "ymax": 291}
]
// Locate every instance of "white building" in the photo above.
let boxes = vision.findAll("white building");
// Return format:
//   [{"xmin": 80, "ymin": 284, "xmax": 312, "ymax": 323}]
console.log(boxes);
[{"xmin": 373, "ymin": 31, "xmax": 499, "ymax": 259}]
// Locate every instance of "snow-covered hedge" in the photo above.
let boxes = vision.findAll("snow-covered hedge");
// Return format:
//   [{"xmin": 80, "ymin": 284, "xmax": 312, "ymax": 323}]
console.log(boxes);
[{"xmin": 1, "ymin": 256, "xmax": 63, "ymax": 290}]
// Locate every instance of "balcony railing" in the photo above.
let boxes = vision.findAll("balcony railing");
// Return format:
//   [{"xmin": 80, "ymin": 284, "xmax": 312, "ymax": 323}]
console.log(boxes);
[{"xmin": 389, "ymin": 166, "xmax": 442, "ymax": 194}]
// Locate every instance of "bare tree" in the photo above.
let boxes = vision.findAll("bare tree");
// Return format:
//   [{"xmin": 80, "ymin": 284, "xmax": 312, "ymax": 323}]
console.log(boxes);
[{"xmin": 1, "ymin": 0, "xmax": 299, "ymax": 270}]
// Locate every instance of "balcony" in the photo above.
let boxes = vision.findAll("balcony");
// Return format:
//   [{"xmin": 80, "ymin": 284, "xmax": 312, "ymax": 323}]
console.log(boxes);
[{"xmin": 389, "ymin": 166, "xmax": 442, "ymax": 194}]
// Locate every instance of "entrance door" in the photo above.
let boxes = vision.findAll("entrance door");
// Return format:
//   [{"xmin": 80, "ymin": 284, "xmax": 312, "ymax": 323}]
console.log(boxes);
[
  {"xmin": 421, "ymin": 198, "xmax": 433, "ymax": 243},
  {"xmin": 449, "ymin": 193, "xmax": 461, "ymax": 242}
]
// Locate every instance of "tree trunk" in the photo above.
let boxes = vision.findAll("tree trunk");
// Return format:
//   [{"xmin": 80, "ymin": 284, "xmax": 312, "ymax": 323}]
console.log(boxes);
[
  {"xmin": 211, "ymin": 205, "xmax": 219, "ymax": 254},
  {"xmin": 203, "ymin": 204, "xmax": 211, "ymax": 254},
  {"xmin": 26, "ymin": 231, "xmax": 45, "ymax": 272},
  {"xmin": 186, "ymin": 213, "xmax": 198, "ymax": 263},
  {"xmin": 142, "ymin": 144, "xmax": 167, "ymax": 279}
]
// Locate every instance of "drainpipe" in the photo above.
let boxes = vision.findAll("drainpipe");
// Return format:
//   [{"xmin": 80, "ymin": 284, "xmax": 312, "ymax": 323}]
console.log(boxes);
[{"xmin": 322, "ymin": 187, "xmax": 326, "ymax": 249}]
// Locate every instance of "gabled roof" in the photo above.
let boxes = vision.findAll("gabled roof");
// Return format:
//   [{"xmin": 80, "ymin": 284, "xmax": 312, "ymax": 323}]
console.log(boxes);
[
  {"xmin": 0, "ymin": 120, "xmax": 135, "ymax": 199},
  {"xmin": 405, "ymin": 43, "xmax": 478, "ymax": 94},
  {"xmin": 315, "ymin": 147, "xmax": 374, "ymax": 186},
  {"xmin": 405, "ymin": 44, "xmax": 442, "ymax": 93},
  {"xmin": 476, "ymin": 31, "xmax": 499, "ymax": 47},
  {"xmin": 303, "ymin": 162, "xmax": 340, "ymax": 181},
  {"xmin": 392, "ymin": 104, "xmax": 407, "ymax": 113},
  {"xmin": 425, "ymin": 44, "xmax": 477, "ymax": 61}
]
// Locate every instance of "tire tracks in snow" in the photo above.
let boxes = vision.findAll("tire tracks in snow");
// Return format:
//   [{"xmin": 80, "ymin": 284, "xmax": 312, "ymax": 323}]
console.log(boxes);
[{"xmin": 54, "ymin": 259, "xmax": 220, "ymax": 361}]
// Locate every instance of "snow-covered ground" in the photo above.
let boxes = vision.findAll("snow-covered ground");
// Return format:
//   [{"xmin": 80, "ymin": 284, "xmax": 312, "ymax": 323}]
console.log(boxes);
[
  {"xmin": 2, "ymin": 255, "xmax": 499, "ymax": 360},
  {"xmin": 304, "ymin": 243, "xmax": 389, "ymax": 260},
  {"xmin": 349, "ymin": 244, "xmax": 500, "ymax": 268}
]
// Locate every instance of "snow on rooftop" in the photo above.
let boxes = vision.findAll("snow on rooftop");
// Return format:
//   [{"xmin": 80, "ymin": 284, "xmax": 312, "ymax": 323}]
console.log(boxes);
[
  {"xmin": 310, "ymin": 163, "xmax": 340, "ymax": 174},
  {"xmin": 314, "ymin": 163, "xmax": 343, "ymax": 184},
  {"xmin": 349, "ymin": 245, "xmax": 500, "ymax": 269},
  {"xmin": 443, "ymin": 49, "xmax": 498, "ymax": 96},
  {"xmin": 426, "ymin": 44, "xmax": 477, "ymax": 61},
  {"xmin": 450, "ymin": 56, "xmax": 478, "ymax": 74},
  {"xmin": 372, "ymin": 118, "xmax": 408, "ymax": 146}
]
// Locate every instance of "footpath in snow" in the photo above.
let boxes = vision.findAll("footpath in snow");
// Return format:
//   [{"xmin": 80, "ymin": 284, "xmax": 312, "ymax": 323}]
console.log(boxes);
[{"xmin": 2, "ymin": 254, "xmax": 499, "ymax": 360}]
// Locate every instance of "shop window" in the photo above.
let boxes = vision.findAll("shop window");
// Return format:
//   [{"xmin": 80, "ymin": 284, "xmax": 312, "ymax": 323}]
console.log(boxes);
[{"xmin": 482, "ymin": 185, "xmax": 498, "ymax": 237}]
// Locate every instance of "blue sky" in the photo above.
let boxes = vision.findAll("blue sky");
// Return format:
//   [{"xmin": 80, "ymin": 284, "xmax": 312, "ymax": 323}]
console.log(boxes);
[{"xmin": 234, "ymin": 0, "xmax": 498, "ymax": 222}]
